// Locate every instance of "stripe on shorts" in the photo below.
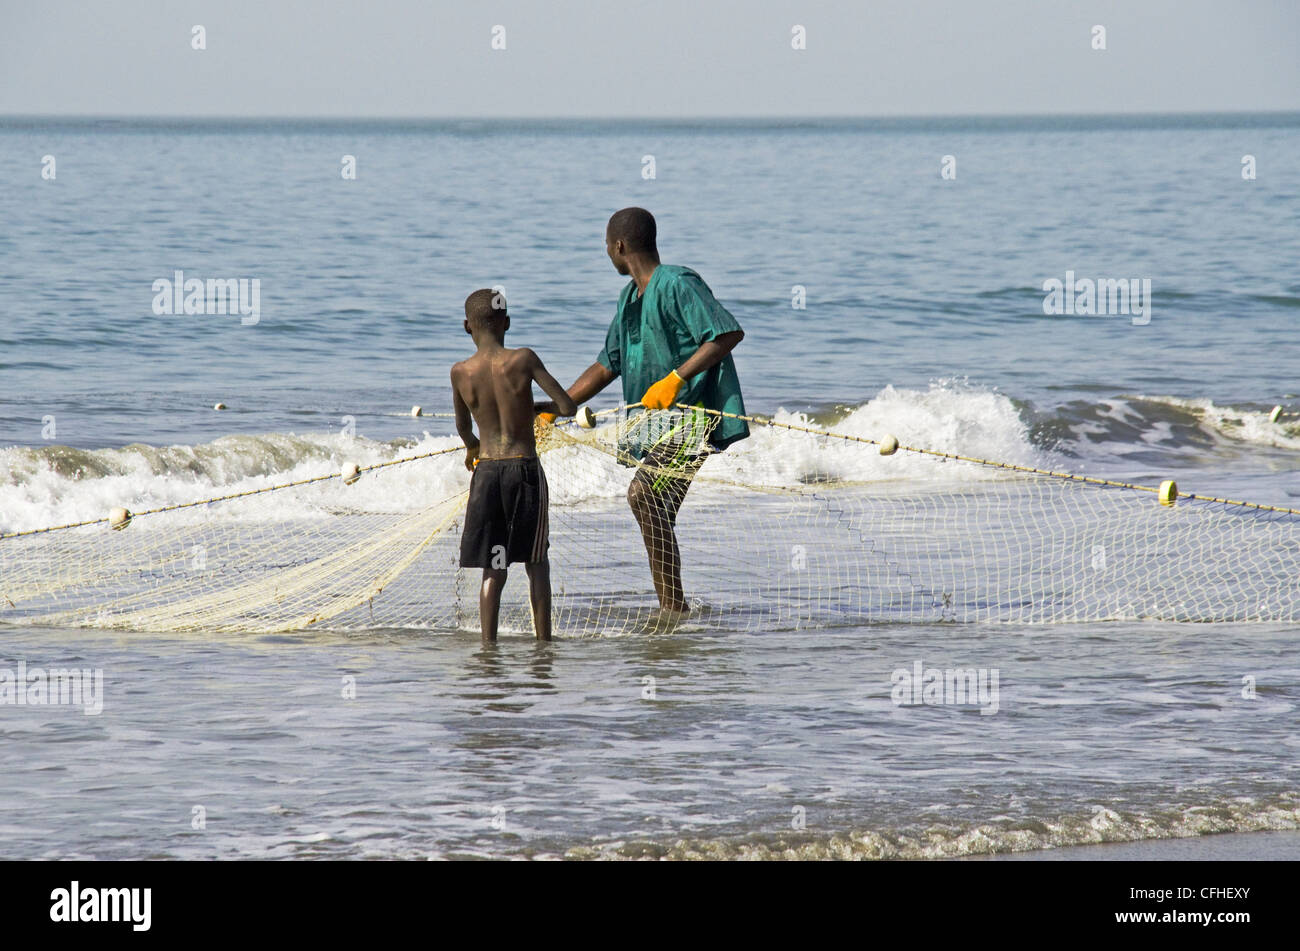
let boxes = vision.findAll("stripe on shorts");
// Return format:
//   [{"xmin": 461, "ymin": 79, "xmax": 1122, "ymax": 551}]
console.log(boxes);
[{"xmin": 531, "ymin": 464, "xmax": 549, "ymax": 562}]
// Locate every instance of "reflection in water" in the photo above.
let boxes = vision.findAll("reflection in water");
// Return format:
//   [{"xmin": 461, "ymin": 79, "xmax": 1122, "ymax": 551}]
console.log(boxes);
[
  {"xmin": 1, "ymin": 620, "xmax": 1294, "ymax": 860},
  {"xmin": 459, "ymin": 638, "xmax": 557, "ymax": 714}
]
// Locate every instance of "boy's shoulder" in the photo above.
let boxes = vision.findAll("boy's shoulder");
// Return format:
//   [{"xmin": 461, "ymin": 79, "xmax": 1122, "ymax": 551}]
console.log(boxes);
[
  {"xmin": 503, "ymin": 345, "xmax": 540, "ymax": 366},
  {"xmin": 472, "ymin": 346, "xmax": 541, "ymax": 377},
  {"xmin": 452, "ymin": 347, "xmax": 542, "ymax": 382},
  {"xmin": 454, "ymin": 347, "xmax": 535, "ymax": 364}
]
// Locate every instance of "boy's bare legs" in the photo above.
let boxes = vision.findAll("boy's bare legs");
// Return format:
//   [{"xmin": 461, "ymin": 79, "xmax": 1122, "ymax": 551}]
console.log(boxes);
[
  {"xmin": 479, "ymin": 568, "xmax": 507, "ymax": 642},
  {"xmin": 525, "ymin": 559, "xmax": 553, "ymax": 641}
]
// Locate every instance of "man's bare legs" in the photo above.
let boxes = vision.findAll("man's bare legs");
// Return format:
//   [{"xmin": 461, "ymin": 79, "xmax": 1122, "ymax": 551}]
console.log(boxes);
[
  {"xmin": 526, "ymin": 559, "xmax": 552, "ymax": 641},
  {"xmin": 627, "ymin": 451, "xmax": 705, "ymax": 614}
]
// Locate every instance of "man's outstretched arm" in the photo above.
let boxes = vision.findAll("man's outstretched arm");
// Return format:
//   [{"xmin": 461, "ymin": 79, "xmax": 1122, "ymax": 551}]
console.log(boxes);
[
  {"xmin": 567, "ymin": 361, "xmax": 618, "ymax": 405},
  {"xmin": 536, "ymin": 361, "xmax": 616, "ymax": 424}
]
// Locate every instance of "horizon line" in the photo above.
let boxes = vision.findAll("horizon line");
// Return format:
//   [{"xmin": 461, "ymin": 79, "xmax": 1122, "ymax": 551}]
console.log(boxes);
[{"xmin": 3, "ymin": 109, "xmax": 1299, "ymax": 126}]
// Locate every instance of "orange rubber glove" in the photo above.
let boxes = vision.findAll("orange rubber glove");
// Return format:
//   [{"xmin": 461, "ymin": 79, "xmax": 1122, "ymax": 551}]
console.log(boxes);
[
  {"xmin": 536, "ymin": 411, "xmax": 557, "ymax": 426},
  {"xmin": 640, "ymin": 370, "xmax": 684, "ymax": 410}
]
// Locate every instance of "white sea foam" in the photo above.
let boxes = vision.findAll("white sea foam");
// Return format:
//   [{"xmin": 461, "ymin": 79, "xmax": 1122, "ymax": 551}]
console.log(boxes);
[
  {"xmin": 565, "ymin": 793, "xmax": 1300, "ymax": 861},
  {"xmin": 0, "ymin": 431, "xmax": 470, "ymax": 534},
  {"xmin": 0, "ymin": 382, "xmax": 1043, "ymax": 534},
  {"xmin": 1137, "ymin": 395, "xmax": 1300, "ymax": 451},
  {"xmin": 684, "ymin": 380, "xmax": 1041, "ymax": 489}
]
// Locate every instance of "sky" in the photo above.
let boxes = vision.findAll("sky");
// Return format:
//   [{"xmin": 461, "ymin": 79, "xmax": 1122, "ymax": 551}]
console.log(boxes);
[{"xmin": 2, "ymin": 0, "xmax": 1298, "ymax": 118}]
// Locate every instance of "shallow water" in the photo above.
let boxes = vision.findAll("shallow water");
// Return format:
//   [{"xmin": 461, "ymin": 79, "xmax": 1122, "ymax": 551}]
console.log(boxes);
[{"xmin": 0, "ymin": 618, "xmax": 1295, "ymax": 859}]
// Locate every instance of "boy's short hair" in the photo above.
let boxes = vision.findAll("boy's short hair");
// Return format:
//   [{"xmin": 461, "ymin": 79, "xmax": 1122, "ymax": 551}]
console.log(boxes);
[{"xmin": 465, "ymin": 288, "xmax": 507, "ymax": 326}]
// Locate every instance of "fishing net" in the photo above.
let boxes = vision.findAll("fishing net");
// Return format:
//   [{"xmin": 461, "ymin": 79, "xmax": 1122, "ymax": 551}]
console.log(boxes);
[{"xmin": 2, "ymin": 408, "xmax": 1297, "ymax": 635}]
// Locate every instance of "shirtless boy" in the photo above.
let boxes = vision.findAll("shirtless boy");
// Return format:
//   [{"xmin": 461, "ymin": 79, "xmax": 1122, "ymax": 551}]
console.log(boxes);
[{"xmin": 451, "ymin": 288, "xmax": 577, "ymax": 641}]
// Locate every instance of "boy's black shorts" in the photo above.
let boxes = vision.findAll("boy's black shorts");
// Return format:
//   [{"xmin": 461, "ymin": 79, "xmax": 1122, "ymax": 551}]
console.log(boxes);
[{"xmin": 459, "ymin": 456, "xmax": 550, "ymax": 568}]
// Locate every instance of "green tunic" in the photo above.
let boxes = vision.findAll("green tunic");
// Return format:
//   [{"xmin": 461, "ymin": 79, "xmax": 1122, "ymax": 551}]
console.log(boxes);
[{"xmin": 597, "ymin": 265, "xmax": 749, "ymax": 454}]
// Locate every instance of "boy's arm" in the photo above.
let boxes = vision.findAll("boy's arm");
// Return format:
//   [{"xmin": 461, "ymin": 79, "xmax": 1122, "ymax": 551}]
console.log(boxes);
[
  {"xmin": 528, "ymin": 351, "xmax": 578, "ymax": 418},
  {"xmin": 450, "ymin": 370, "xmax": 479, "ymax": 471}
]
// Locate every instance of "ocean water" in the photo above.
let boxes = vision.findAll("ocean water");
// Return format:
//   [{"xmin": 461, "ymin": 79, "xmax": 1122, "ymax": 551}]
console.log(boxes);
[{"xmin": 1, "ymin": 115, "xmax": 1298, "ymax": 859}]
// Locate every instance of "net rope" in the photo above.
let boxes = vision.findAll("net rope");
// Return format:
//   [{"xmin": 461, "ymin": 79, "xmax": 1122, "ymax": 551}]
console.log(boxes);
[{"xmin": 2, "ymin": 406, "xmax": 1297, "ymax": 634}]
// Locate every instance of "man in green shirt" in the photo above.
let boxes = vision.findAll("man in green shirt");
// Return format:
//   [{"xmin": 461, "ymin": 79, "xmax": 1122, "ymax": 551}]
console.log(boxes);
[{"xmin": 547, "ymin": 207, "xmax": 748, "ymax": 616}]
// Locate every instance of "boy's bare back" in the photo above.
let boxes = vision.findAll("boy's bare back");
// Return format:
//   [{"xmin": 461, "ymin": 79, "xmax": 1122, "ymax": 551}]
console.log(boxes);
[{"xmin": 451, "ymin": 347, "xmax": 560, "ymax": 460}]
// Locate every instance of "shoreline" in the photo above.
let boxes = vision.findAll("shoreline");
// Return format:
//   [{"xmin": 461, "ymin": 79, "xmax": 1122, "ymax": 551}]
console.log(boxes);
[{"xmin": 955, "ymin": 830, "xmax": 1300, "ymax": 861}]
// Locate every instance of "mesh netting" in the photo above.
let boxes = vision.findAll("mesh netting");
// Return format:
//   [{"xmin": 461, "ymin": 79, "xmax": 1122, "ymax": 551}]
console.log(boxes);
[{"xmin": 2, "ymin": 409, "xmax": 1297, "ymax": 635}]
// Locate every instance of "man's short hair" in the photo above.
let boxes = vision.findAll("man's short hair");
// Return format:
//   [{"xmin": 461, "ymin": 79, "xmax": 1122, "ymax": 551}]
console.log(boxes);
[
  {"xmin": 607, "ymin": 207, "xmax": 657, "ymax": 254},
  {"xmin": 464, "ymin": 287, "xmax": 507, "ymax": 326}
]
